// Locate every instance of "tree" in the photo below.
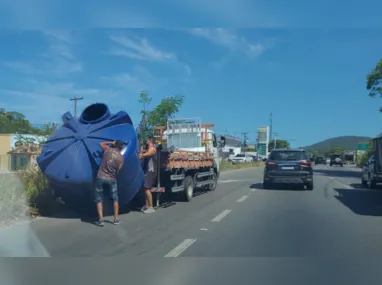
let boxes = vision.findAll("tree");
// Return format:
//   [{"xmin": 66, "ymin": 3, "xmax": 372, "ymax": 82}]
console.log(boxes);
[
  {"xmin": 268, "ymin": 139, "xmax": 289, "ymax": 152},
  {"xmin": 137, "ymin": 91, "xmax": 153, "ymax": 144},
  {"xmin": 0, "ymin": 107, "xmax": 57, "ymax": 138},
  {"xmin": 147, "ymin": 95, "xmax": 185, "ymax": 127},
  {"xmin": 366, "ymin": 59, "xmax": 382, "ymax": 111},
  {"xmin": 136, "ymin": 92, "xmax": 185, "ymax": 145}
]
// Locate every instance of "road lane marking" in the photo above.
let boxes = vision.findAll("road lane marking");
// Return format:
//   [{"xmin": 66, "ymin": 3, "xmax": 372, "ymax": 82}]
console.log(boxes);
[
  {"xmin": 200, "ymin": 228, "xmax": 208, "ymax": 231},
  {"xmin": 164, "ymin": 239, "xmax": 196, "ymax": 257},
  {"xmin": 219, "ymin": 179, "xmax": 253, "ymax": 183},
  {"xmin": 211, "ymin": 209, "xmax": 232, "ymax": 222},
  {"xmin": 236, "ymin": 195, "xmax": 248, "ymax": 202}
]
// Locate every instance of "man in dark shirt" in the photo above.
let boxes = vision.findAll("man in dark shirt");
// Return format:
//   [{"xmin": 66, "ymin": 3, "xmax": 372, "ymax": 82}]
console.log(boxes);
[{"xmin": 95, "ymin": 140, "xmax": 125, "ymax": 227}]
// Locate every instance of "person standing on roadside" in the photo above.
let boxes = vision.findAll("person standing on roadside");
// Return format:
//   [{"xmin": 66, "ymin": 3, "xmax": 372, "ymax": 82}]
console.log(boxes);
[
  {"xmin": 139, "ymin": 137, "xmax": 157, "ymax": 214},
  {"xmin": 95, "ymin": 140, "xmax": 125, "ymax": 227}
]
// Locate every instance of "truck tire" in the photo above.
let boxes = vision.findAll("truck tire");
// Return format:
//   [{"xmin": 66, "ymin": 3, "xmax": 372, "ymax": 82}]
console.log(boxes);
[
  {"xmin": 207, "ymin": 172, "xmax": 218, "ymax": 191},
  {"xmin": 183, "ymin": 175, "xmax": 194, "ymax": 202},
  {"xmin": 361, "ymin": 176, "xmax": 367, "ymax": 186},
  {"xmin": 306, "ymin": 181, "xmax": 313, "ymax": 190},
  {"xmin": 367, "ymin": 175, "xmax": 377, "ymax": 189}
]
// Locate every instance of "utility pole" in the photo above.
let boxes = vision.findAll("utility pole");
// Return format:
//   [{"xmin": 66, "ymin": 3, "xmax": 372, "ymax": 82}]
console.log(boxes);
[
  {"xmin": 272, "ymin": 132, "xmax": 279, "ymax": 150},
  {"xmin": 269, "ymin": 112, "xmax": 273, "ymax": 141},
  {"xmin": 70, "ymin": 97, "xmax": 83, "ymax": 119},
  {"xmin": 242, "ymin": 132, "xmax": 249, "ymax": 154}
]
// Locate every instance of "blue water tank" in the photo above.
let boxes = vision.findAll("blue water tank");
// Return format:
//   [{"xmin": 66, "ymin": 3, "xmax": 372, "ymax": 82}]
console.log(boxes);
[{"xmin": 37, "ymin": 103, "xmax": 144, "ymax": 206}]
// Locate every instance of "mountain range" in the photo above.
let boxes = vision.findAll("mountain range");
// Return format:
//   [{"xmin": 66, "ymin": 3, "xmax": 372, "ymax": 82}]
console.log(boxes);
[{"xmin": 303, "ymin": 136, "xmax": 372, "ymax": 151}]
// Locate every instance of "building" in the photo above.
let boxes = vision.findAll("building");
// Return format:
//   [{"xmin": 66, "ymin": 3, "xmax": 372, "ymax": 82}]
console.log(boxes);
[{"xmin": 0, "ymin": 134, "xmax": 45, "ymax": 171}]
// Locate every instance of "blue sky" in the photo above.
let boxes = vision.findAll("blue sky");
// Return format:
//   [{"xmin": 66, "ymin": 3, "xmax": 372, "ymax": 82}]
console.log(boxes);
[{"xmin": 0, "ymin": 1, "xmax": 382, "ymax": 147}]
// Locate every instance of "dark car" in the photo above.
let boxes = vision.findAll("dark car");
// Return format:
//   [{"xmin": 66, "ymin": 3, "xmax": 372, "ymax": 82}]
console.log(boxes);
[
  {"xmin": 330, "ymin": 154, "xmax": 343, "ymax": 167},
  {"xmin": 314, "ymin": 156, "xmax": 326, "ymax": 165},
  {"xmin": 263, "ymin": 149, "xmax": 313, "ymax": 190}
]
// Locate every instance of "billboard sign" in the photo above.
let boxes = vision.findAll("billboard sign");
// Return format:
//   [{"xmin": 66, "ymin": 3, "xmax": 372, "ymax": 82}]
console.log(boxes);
[
  {"xmin": 257, "ymin": 126, "xmax": 269, "ymax": 144},
  {"xmin": 357, "ymin": 143, "xmax": 369, "ymax": 151}
]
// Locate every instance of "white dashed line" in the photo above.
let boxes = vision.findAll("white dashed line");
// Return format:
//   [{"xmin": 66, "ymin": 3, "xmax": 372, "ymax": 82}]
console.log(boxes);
[
  {"xmin": 200, "ymin": 228, "xmax": 208, "ymax": 231},
  {"xmin": 164, "ymin": 239, "xmax": 196, "ymax": 257},
  {"xmin": 236, "ymin": 195, "xmax": 248, "ymax": 203},
  {"xmin": 211, "ymin": 209, "xmax": 232, "ymax": 222}
]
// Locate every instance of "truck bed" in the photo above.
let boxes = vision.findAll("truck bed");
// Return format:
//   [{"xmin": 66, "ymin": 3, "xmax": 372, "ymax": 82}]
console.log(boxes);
[{"xmin": 165, "ymin": 150, "xmax": 215, "ymax": 169}]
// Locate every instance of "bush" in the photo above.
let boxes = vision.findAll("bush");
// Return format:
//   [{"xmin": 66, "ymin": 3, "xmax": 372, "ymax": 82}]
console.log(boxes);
[
  {"xmin": 16, "ymin": 168, "xmax": 54, "ymax": 215},
  {"xmin": 356, "ymin": 150, "xmax": 372, "ymax": 167}
]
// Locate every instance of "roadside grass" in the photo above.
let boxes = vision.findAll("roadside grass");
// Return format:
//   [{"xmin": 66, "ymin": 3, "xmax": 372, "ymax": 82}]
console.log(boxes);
[
  {"xmin": 0, "ymin": 168, "xmax": 58, "ymax": 225},
  {"xmin": 220, "ymin": 161, "xmax": 264, "ymax": 172}
]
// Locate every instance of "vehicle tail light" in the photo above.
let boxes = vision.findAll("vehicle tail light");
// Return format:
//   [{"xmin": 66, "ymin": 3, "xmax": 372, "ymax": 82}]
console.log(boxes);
[
  {"xmin": 266, "ymin": 161, "xmax": 276, "ymax": 166},
  {"xmin": 300, "ymin": 161, "xmax": 311, "ymax": 167}
]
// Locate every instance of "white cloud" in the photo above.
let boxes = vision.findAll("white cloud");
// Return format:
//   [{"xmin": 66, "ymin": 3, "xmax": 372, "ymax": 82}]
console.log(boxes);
[
  {"xmin": 101, "ymin": 66, "xmax": 169, "ymax": 95},
  {"xmin": 189, "ymin": 28, "xmax": 265, "ymax": 58},
  {"xmin": 109, "ymin": 34, "xmax": 175, "ymax": 62},
  {"xmin": 5, "ymin": 30, "xmax": 82, "ymax": 76}
]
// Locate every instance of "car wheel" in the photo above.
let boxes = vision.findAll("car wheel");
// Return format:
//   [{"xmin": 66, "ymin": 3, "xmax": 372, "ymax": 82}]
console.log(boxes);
[
  {"xmin": 340, "ymin": 164, "xmax": 343, "ymax": 167},
  {"xmin": 306, "ymin": 182, "xmax": 313, "ymax": 190}
]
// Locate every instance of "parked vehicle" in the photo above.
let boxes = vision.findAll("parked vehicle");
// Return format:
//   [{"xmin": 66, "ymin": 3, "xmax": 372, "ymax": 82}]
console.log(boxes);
[
  {"xmin": 361, "ymin": 154, "xmax": 380, "ymax": 189},
  {"xmin": 330, "ymin": 155, "xmax": 343, "ymax": 167},
  {"xmin": 263, "ymin": 148, "xmax": 313, "ymax": 190},
  {"xmin": 314, "ymin": 156, "xmax": 326, "ymax": 165},
  {"xmin": 231, "ymin": 153, "xmax": 253, "ymax": 164},
  {"xmin": 361, "ymin": 137, "xmax": 380, "ymax": 189}
]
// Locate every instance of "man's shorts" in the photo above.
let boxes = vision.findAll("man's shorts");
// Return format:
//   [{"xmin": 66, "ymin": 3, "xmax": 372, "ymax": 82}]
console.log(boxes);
[{"xmin": 94, "ymin": 178, "xmax": 118, "ymax": 203}]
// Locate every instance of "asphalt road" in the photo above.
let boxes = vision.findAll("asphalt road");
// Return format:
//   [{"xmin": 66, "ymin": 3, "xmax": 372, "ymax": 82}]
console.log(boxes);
[{"xmin": 3, "ymin": 164, "xmax": 382, "ymax": 284}]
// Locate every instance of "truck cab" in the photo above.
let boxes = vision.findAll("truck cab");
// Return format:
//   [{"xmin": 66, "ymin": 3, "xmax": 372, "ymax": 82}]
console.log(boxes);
[{"xmin": 159, "ymin": 118, "xmax": 225, "ymax": 175}]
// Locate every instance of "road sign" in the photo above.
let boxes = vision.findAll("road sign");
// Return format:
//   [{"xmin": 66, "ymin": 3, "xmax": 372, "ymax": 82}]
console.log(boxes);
[{"xmin": 357, "ymin": 143, "xmax": 369, "ymax": 151}]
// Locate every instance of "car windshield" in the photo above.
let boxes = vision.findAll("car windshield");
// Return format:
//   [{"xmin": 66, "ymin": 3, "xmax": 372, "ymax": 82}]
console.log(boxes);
[
  {"xmin": 331, "ymin": 155, "xmax": 341, "ymax": 159},
  {"xmin": 235, "ymin": 154, "xmax": 245, "ymax": 157},
  {"xmin": 270, "ymin": 151, "xmax": 308, "ymax": 161}
]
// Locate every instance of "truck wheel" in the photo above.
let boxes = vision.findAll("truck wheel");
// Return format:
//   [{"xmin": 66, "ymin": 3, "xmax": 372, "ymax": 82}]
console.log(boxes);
[
  {"xmin": 361, "ymin": 176, "xmax": 367, "ymax": 186},
  {"xmin": 183, "ymin": 176, "xmax": 194, "ymax": 202},
  {"xmin": 207, "ymin": 172, "xmax": 218, "ymax": 191},
  {"xmin": 367, "ymin": 175, "xmax": 377, "ymax": 189}
]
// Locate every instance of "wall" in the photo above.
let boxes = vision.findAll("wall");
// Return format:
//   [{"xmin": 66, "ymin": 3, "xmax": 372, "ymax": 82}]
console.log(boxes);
[{"xmin": 0, "ymin": 134, "xmax": 11, "ymax": 171}]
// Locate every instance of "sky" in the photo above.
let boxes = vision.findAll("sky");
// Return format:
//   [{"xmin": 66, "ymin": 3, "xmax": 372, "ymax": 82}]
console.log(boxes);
[{"xmin": 0, "ymin": 0, "xmax": 382, "ymax": 147}]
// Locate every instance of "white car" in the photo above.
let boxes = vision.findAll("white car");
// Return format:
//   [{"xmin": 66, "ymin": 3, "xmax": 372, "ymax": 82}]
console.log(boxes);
[{"xmin": 231, "ymin": 154, "xmax": 253, "ymax": 164}]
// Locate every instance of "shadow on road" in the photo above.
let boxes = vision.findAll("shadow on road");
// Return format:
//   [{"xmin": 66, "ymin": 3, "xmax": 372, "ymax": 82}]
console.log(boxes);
[
  {"xmin": 250, "ymin": 183, "xmax": 306, "ymax": 191},
  {"xmin": 334, "ymin": 186, "xmax": 382, "ymax": 216},
  {"xmin": 313, "ymin": 168, "xmax": 361, "ymax": 179}
]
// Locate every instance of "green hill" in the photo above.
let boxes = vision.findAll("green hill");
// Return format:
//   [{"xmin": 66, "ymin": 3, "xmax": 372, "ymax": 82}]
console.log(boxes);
[{"xmin": 303, "ymin": 136, "xmax": 372, "ymax": 151}]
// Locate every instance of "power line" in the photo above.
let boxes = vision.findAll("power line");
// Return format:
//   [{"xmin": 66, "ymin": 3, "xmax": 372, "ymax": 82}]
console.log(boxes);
[{"xmin": 70, "ymin": 97, "xmax": 83, "ymax": 119}]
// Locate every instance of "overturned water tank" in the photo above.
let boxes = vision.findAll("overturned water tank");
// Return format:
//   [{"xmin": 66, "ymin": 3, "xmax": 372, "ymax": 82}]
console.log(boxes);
[{"xmin": 37, "ymin": 103, "xmax": 144, "ymax": 207}]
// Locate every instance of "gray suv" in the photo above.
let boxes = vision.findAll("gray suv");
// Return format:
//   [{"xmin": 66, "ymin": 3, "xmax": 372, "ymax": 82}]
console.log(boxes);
[{"xmin": 330, "ymin": 154, "xmax": 343, "ymax": 167}]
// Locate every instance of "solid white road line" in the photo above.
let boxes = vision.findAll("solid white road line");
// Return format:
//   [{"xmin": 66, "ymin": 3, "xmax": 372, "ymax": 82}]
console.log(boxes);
[
  {"xmin": 211, "ymin": 209, "xmax": 232, "ymax": 222},
  {"xmin": 164, "ymin": 239, "xmax": 197, "ymax": 257},
  {"xmin": 236, "ymin": 195, "xmax": 248, "ymax": 203}
]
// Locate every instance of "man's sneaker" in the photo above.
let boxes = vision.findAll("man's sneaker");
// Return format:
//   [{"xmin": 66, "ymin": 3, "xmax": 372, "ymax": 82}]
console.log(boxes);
[
  {"xmin": 113, "ymin": 219, "xmax": 120, "ymax": 225},
  {"xmin": 140, "ymin": 205, "xmax": 148, "ymax": 212},
  {"xmin": 143, "ymin": 207, "xmax": 155, "ymax": 214},
  {"xmin": 96, "ymin": 220, "xmax": 104, "ymax": 227}
]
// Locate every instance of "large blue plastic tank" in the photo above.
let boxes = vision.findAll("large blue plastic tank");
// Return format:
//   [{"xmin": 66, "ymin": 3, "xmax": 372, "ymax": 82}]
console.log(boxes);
[{"xmin": 37, "ymin": 103, "xmax": 144, "ymax": 207}]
